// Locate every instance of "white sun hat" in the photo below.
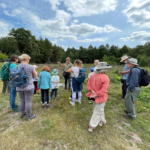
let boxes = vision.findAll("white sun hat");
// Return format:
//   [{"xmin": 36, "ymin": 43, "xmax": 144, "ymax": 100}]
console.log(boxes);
[
  {"xmin": 128, "ymin": 58, "xmax": 138, "ymax": 65},
  {"xmin": 120, "ymin": 55, "xmax": 129, "ymax": 62},
  {"xmin": 33, "ymin": 65, "xmax": 38, "ymax": 69},
  {"xmin": 94, "ymin": 62, "xmax": 112, "ymax": 70}
]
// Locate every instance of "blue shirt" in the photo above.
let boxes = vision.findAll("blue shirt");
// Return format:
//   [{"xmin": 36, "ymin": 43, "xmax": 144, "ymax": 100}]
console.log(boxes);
[
  {"xmin": 9, "ymin": 63, "xmax": 17, "ymax": 69},
  {"xmin": 126, "ymin": 67, "xmax": 141, "ymax": 92},
  {"xmin": 38, "ymin": 71, "xmax": 51, "ymax": 89},
  {"xmin": 51, "ymin": 75, "xmax": 60, "ymax": 89},
  {"xmin": 123, "ymin": 64, "xmax": 130, "ymax": 80}
]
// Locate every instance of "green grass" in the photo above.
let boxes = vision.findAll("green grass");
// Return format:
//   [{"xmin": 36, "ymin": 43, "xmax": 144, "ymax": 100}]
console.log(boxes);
[{"xmin": 0, "ymin": 64, "xmax": 150, "ymax": 150}]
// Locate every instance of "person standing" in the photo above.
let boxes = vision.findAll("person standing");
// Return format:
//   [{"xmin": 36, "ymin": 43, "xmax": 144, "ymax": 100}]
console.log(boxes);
[
  {"xmin": 1, "ymin": 59, "xmax": 10, "ymax": 95},
  {"xmin": 119, "ymin": 55, "xmax": 130, "ymax": 100},
  {"xmin": 123, "ymin": 58, "xmax": 141, "ymax": 120},
  {"xmin": 50, "ymin": 69, "xmax": 59, "ymax": 99},
  {"xmin": 86, "ymin": 62, "xmax": 111, "ymax": 133},
  {"xmin": 57, "ymin": 57, "xmax": 72, "ymax": 90},
  {"xmin": 9, "ymin": 55, "xmax": 19, "ymax": 111},
  {"xmin": 33, "ymin": 65, "xmax": 39, "ymax": 96},
  {"xmin": 66, "ymin": 59, "xmax": 83, "ymax": 106},
  {"xmin": 17, "ymin": 54, "xmax": 37, "ymax": 121},
  {"xmin": 38, "ymin": 66, "xmax": 51, "ymax": 108}
]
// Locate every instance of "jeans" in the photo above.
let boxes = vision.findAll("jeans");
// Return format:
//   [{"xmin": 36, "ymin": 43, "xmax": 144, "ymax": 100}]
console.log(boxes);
[
  {"xmin": 50, "ymin": 89, "xmax": 58, "ymax": 97},
  {"xmin": 2, "ymin": 80, "xmax": 9, "ymax": 94},
  {"xmin": 9, "ymin": 87, "xmax": 17, "ymax": 110},
  {"xmin": 64, "ymin": 76, "xmax": 71, "ymax": 89},
  {"xmin": 122, "ymin": 80, "xmax": 128, "ymax": 98},
  {"xmin": 41, "ymin": 89, "xmax": 49, "ymax": 104},
  {"xmin": 33, "ymin": 81, "xmax": 38, "ymax": 94}
]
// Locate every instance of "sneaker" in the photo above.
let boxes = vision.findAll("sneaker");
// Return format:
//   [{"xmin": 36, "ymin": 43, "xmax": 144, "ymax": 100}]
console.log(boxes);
[
  {"xmin": 69, "ymin": 97, "xmax": 72, "ymax": 100},
  {"xmin": 88, "ymin": 126, "xmax": 94, "ymax": 133},
  {"xmin": 13, "ymin": 108, "xmax": 20, "ymax": 111},
  {"xmin": 75, "ymin": 100, "xmax": 81, "ymax": 104},
  {"xmin": 26, "ymin": 114, "xmax": 36, "ymax": 121},
  {"xmin": 70, "ymin": 101, "xmax": 75, "ymax": 106},
  {"xmin": 89, "ymin": 101, "xmax": 93, "ymax": 104},
  {"xmin": 46, "ymin": 104, "xmax": 51, "ymax": 108},
  {"xmin": 123, "ymin": 114, "xmax": 135, "ymax": 120},
  {"xmin": 21, "ymin": 113, "xmax": 26, "ymax": 118},
  {"xmin": 99, "ymin": 121, "xmax": 106, "ymax": 126}
]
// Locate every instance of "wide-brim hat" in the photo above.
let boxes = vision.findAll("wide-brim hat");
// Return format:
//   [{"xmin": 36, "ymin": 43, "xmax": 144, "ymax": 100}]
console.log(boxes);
[
  {"xmin": 94, "ymin": 62, "xmax": 112, "ymax": 70},
  {"xmin": 120, "ymin": 55, "xmax": 129, "ymax": 62},
  {"xmin": 128, "ymin": 58, "xmax": 138, "ymax": 65},
  {"xmin": 52, "ymin": 69, "xmax": 58, "ymax": 75},
  {"xmin": 33, "ymin": 65, "xmax": 38, "ymax": 69}
]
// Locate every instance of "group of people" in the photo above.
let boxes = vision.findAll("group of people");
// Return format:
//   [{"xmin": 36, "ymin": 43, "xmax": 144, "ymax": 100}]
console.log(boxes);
[{"xmin": 1, "ymin": 54, "xmax": 142, "ymax": 132}]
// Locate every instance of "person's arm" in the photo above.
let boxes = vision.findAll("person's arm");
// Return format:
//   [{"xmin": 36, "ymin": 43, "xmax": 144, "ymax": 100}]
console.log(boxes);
[
  {"xmin": 119, "ymin": 70, "xmax": 130, "ymax": 74},
  {"xmin": 32, "ymin": 68, "xmax": 37, "ymax": 78},
  {"xmin": 93, "ymin": 78, "xmax": 110, "ymax": 97},
  {"xmin": 57, "ymin": 62, "xmax": 64, "ymax": 67},
  {"xmin": 66, "ymin": 68, "xmax": 73, "ymax": 73}
]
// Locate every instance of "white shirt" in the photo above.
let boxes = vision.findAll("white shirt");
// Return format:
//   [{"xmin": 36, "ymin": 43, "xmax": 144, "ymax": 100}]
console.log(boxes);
[
  {"xmin": 88, "ymin": 72, "xmax": 94, "ymax": 79},
  {"xmin": 72, "ymin": 67, "xmax": 80, "ymax": 78}
]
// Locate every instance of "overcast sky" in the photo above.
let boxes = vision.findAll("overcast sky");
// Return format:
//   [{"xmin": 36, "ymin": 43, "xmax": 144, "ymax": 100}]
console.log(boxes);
[{"xmin": 0, "ymin": 0, "xmax": 150, "ymax": 50}]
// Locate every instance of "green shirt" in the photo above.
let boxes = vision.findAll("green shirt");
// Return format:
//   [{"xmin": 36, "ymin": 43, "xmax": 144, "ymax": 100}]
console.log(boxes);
[{"xmin": 64, "ymin": 62, "xmax": 73, "ymax": 71}]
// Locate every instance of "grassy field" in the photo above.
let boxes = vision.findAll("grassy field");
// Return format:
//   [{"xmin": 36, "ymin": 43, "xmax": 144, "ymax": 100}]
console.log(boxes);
[{"xmin": 0, "ymin": 64, "xmax": 150, "ymax": 150}]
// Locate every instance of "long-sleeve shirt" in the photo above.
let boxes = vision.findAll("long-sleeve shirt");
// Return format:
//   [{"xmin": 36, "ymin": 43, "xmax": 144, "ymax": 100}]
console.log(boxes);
[
  {"xmin": 86, "ymin": 73, "xmax": 110, "ymax": 104},
  {"xmin": 123, "ymin": 64, "xmax": 130, "ymax": 80},
  {"xmin": 38, "ymin": 71, "xmax": 51, "ymax": 89},
  {"xmin": 126, "ymin": 66, "xmax": 141, "ymax": 92}
]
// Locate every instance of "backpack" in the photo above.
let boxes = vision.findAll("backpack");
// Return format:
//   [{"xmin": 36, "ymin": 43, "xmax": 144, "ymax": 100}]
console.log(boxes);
[
  {"xmin": 139, "ymin": 68, "xmax": 150, "ymax": 86},
  {"xmin": 0, "ymin": 62, "xmax": 11, "ymax": 81},
  {"xmin": 76, "ymin": 68, "xmax": 87, "ymax": 83},
  {"xmin": 8, "ymin": 65, "xmax": 30, "ymax": 88}
]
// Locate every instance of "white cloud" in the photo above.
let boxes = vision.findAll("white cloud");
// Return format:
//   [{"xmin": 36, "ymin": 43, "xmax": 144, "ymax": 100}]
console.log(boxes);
[
  {"xmin": 0, "ymin": 3, "xmax": 7, "ymax": 8},
  {"xmin": 123, "ymin": 0, "xmax": 150, "ymax": 28},
  {"xmin": 0, "ymin": 21, "xmax": 10, "ymax": 37},
  {"xmin": 4, "ymin": 8, "xmax": 23, "ymax": 16},
  {"xmin": 120, "ymin": 31, "xmax": 150, "ymax": 42},
  {"xmin": 76, "ymin": 38, "xmax": 107, "ymax": 43},
  {"xmin": 46, "ymin": 0, "xmax": 117, "ymax": 17}
]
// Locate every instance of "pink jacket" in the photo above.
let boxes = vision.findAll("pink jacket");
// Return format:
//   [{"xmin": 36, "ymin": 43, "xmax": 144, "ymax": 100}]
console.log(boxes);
[{"xmin": 86, "ymin": 73, "xmax": 110, "ymax": 104}]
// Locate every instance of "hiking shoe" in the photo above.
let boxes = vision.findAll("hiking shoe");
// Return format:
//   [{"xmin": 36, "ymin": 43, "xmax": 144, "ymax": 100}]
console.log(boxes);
[
  {"xmin": 75, "ymin": 100, "xmax": 81, "ymax": 104},
  {"xmin": 123, "ymin": 114, "xmax": 135, "ymax": 120},
  {"xmin": 21, "ymin": 113, "xmax": 26, "ymax": 118},
  {"xmin": 125, "ymin": 109, "xmax": 128, "ymax": 113},
  {"xmin": 13, "ymin": 108, "xmax": 20, "ymax": 111},
  {"xmin": 27, "ymin": 114, "xmax": 36, "ymax": 121},
  {"xmin": 88, "ymin": 126, "xmax": 94, "ymax": 133},
  {"xmin": 70, "ymin": 101, "xmax": 75, "ymax": 106},
  {"xmin": 46, "ymin": 104, "xmax": 51, "ymax": 108},
  {"xmin": 99, "ymin": 121, "xmax": 106, "ymax": 127}
]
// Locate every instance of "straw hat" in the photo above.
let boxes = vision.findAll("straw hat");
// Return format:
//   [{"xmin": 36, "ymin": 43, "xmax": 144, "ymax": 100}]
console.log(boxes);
[
  {"xmin": 128, "ymin": 58, "xmax": 138, "ymax": 65},
  {"xmin": 33, "ymin": 65, "xmax": 38, "ymax": 69},
  {"xmin": 94, "ymin": 62, "xmax": 112, "ymax": 70},
  {"xmin": 120, "ymin": 55, "xmax": 129, "ymax": 62}
]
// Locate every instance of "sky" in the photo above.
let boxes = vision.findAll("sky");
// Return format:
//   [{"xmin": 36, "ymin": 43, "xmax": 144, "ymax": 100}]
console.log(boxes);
[{"xmin": 0, "ymin": 0, "xmax": 150, "ymax": 50}]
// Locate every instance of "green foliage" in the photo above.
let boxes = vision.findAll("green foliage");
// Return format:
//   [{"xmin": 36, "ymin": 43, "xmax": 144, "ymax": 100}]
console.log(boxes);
[
  {"xmin": 138, "ymin": 88, "xmax": 150, "ymax": 103},
  {"xmin": 139, "ymin": 57, "xmax": 147, "ymax": 67},
  {"xmin": 0, "ymin": 52, "xmax": 8, "ymax": 62}
]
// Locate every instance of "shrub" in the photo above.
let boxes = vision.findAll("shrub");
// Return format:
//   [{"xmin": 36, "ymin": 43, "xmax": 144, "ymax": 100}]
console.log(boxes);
[
  {"xmin": 0, "ymin": 52, "xmax": 8, "ymax": 62},
  {"xmin": 139, "ymin": 57, "xmax": 146, "ymax": 67}
]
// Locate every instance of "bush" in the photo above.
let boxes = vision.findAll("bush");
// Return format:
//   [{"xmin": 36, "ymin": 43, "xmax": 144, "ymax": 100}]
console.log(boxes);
[
  {"xmin": 139, "ymin": 57, "xmax": 147, "ymax": 67},
  {"xmin": 0, "ymin": 52, "xmax": 8, "ymax": 62}
]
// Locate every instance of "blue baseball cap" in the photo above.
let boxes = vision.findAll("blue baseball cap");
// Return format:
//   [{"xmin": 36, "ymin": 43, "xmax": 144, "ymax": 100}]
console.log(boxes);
[{"xmin": 90, "ymin": 68, "xmax": 94, "ymax": 71}]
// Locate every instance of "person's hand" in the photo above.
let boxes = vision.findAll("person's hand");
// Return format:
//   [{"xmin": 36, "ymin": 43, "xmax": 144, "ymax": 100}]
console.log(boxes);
[
  {"xmin": 91, "ymin": 90, "xmax": 96, "ymax": 94},
  {"xmin": 90, "ymin": 93, "xmax": 97, "ymax": 98},
  {"xmin": 57, "ymin": 62, "xmax": 60, "ymax": 64},
  {"xmin": 119, "ymin": 71, "xmax": 123, "ymax": 74}
]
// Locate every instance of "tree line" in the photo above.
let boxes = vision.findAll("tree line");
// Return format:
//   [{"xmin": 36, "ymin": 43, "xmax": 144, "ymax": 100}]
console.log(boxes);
[{"xmin": 0, "ymin": 27, "xmax": 149, "ymax": 66}]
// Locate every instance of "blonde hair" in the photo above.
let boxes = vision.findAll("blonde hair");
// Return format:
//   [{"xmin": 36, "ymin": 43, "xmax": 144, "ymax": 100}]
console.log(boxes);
[
  {"xmin": 74, "ymin": 59, "xmax": 83, "ymax": 67},
  {"xmin": 94, "ymin": 60, "xmax": 99, "ymax": 63},
  {"xmin": 33, "ymin": 65, "xmax": 38, "ymax": 69},
  {"xmin": 18, "ymin": 54, "xmax": 31, "ymax": 61},
  {"xmin": 96, "ymin": 69, "xmax": 108, "ymax": 74}
]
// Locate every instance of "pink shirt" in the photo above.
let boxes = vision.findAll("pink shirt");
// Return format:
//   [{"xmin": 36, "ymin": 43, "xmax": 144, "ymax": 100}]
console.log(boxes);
[{"xmin": 86, "ymin": 73, "xmax": 110, "ymax": 104}]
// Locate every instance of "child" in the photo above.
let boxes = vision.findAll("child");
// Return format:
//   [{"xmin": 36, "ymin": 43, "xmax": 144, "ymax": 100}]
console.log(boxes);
[
  {"xmin": 50, "ymin": 69, "xmax": 59, "ymax": 99},
  {"xmin": 88, "ymin": 68, "xmax": 94, "ymax": 79},
  {"xmin": 38, "ymin": 66, "xmax": 51, "ymax": 108}
]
